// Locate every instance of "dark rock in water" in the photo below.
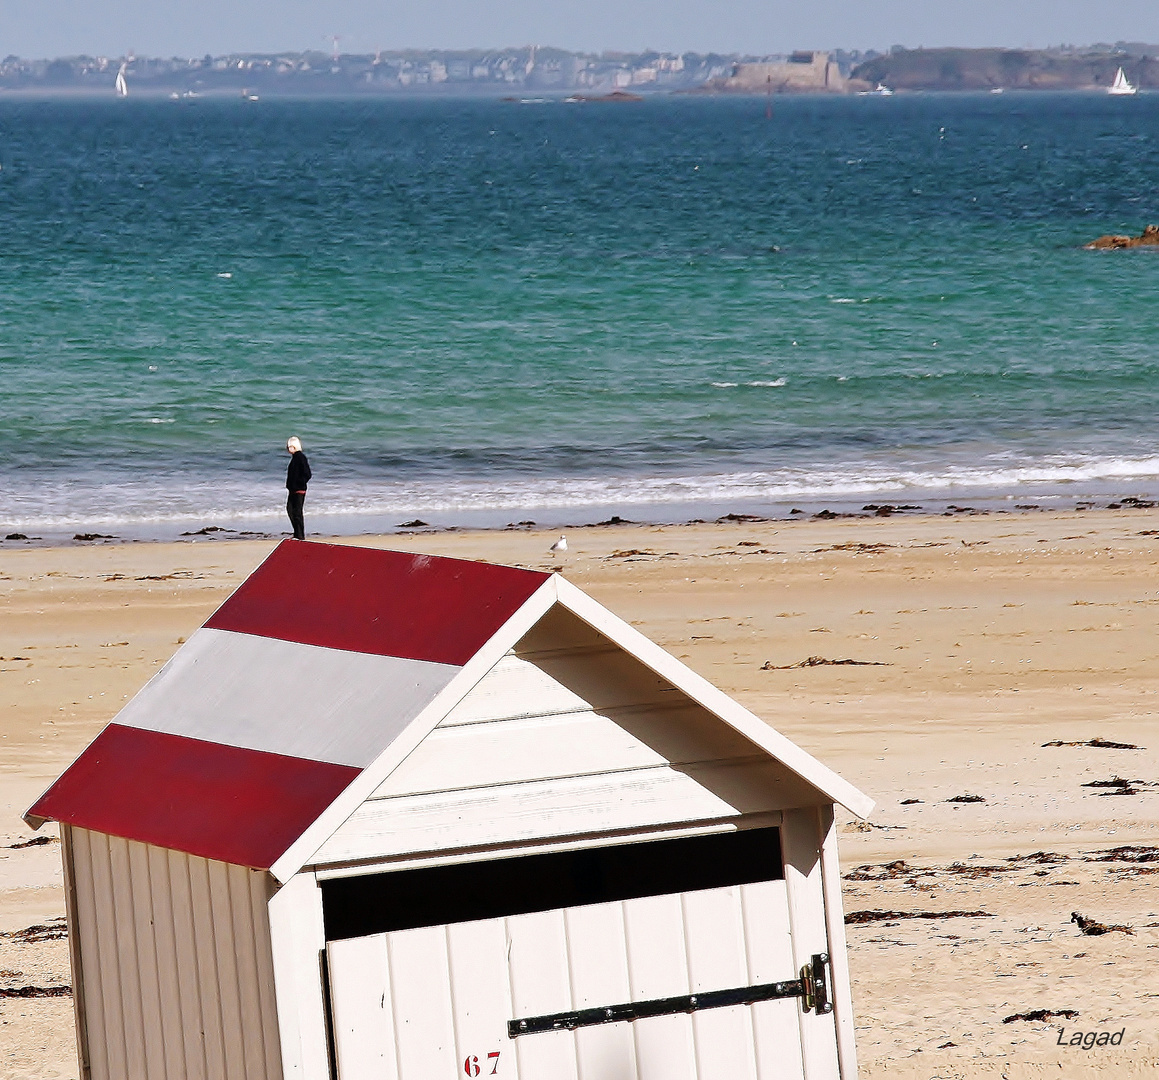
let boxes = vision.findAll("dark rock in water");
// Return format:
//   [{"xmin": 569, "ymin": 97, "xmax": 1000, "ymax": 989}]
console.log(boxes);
[
  {"xmin": 506, "ymin": 520, "xmax": 536, "ymax": 529},
  {"xmin": 5, "ymin": 533, "xmax": 28, "ymax": 540},
  {"xmin": 397, "ymin": 519, "xmax": 429, "ymax": 528},
  {"xmin": 1086, "ymin": 224, "xmax": 1159, "ymax": 249},
  {"xmin": 73, "ymin": 533, "xmax": 116, "ymax": 541},
  {"xmin": 596, "ymin": 515, "xmax": 634, "ymax": 526},
  {"xmin": 181, "ymin": 525, "xmax": 229, "ymax": 536},
  {"xmin": 572, "ymin": 90, "xmax": 644, "ymax": 103}
]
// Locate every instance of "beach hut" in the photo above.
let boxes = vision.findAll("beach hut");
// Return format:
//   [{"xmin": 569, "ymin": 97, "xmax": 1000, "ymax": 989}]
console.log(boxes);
[{"xmin": 26, "ymin": 540, "xmax": 873, "ymax": 1080}]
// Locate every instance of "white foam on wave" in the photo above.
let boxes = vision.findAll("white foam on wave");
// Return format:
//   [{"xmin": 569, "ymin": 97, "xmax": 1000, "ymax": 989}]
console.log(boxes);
[
  {"xmin": 747, "ymin": 379, "xmax": 787, "ymax": 387},
  {"xmin": 7, "ymin": 452, "xmax": 1159, "ymax": 531}
]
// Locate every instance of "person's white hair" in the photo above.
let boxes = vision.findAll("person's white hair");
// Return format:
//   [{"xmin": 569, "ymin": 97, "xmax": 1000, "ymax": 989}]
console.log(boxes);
[{"xmin": 286, "ymin": 436, "xmax": 302, "ymax": 453}]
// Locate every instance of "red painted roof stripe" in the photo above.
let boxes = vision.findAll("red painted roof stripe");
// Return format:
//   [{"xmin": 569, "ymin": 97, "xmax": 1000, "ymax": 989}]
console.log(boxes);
[
  {"xmin": 205, "ymin": 541, "xmax": 550, "ymax": 666},
  {"xmin": 28, "ymin": 724, "xmax": 359, "ymax": 870}
]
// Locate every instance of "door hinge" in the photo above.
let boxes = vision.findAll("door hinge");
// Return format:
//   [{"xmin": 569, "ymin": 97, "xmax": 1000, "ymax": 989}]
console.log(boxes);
[{"xmin": 508, "ymin": 952, "xmax": 832, "ymax": 1038}]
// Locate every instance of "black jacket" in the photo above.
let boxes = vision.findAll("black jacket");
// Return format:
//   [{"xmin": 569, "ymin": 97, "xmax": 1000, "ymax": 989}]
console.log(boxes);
[{"xmin": 286, "ymin": 451, "xmax": 312, "ymax": 491}]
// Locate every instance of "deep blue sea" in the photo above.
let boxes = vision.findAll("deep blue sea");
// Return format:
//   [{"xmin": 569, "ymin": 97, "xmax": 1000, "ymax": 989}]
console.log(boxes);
[{"xmin": 2, "ymin": 92, "xmax": 1159, "ymax": 538}]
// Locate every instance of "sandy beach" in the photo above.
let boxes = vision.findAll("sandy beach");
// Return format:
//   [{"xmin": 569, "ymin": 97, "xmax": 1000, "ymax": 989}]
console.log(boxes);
[{"xmin": 3, "ymin": 507, "xmax": 1159, "ymax": 1078}]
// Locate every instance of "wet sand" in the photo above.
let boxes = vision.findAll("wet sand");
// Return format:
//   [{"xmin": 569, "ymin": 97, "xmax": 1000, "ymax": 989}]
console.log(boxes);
[{"xmin": 2, "ymin": 508, "xmax": 1158, "ymax": 1078}]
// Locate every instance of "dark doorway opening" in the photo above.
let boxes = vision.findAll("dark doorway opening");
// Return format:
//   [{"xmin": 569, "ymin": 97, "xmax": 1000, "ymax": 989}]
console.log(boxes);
[{"xmin": 322, "ymin": 826, "xmax": 783, "ymax": 941}]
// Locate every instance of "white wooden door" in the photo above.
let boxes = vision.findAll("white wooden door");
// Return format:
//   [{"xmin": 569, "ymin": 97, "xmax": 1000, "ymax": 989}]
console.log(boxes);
[{"xmin": 327, "ymin": 877, "xmax": 819, "ymax": 1080}]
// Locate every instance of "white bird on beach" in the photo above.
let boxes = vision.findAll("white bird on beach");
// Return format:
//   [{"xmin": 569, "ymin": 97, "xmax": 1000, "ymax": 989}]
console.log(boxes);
[{"xmin": 549, "ymin": 535, "xmax": 568, "ymax": 555}]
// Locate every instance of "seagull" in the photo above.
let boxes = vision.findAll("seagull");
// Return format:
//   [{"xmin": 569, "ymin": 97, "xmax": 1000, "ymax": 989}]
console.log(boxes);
[{"xmin": 549, "ymin": 535, "xmax": 568, "ymax": 555}]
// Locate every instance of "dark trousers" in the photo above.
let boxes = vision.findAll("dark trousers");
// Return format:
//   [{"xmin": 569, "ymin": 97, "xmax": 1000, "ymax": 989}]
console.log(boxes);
[{"xmin": 287, "ymin": 491, "xmax": 306, "ymax": 540}]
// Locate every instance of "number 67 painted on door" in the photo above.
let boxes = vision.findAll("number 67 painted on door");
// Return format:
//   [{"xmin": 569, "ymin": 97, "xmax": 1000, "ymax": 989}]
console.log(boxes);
[{"xmin": 463, "ymin": 1051, "xmax": 501, "ymax": 1076}]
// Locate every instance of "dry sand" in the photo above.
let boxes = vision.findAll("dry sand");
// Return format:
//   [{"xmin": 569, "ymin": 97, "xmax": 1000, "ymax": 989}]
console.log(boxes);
[{"xmin": 2, "ymin": 508, "xmax": 1158, "ymax": 1078}]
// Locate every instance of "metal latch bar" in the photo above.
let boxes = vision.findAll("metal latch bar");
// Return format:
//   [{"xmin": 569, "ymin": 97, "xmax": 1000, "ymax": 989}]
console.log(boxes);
[{"xmin": 509, "ymin": 952, "xmax": 831, "ymax": 1038}]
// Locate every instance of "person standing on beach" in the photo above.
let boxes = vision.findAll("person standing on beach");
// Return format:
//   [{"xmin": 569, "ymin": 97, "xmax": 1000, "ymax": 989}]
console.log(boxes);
[{"xmin": 285, "ymin": 436, "xmax": 311, "ymax": 540}]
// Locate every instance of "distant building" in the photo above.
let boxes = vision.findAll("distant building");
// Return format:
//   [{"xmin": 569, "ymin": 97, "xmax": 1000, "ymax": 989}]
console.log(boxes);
[{"xmin": 718, "ymin": 51, "xmax": 845, "ymax": 93}]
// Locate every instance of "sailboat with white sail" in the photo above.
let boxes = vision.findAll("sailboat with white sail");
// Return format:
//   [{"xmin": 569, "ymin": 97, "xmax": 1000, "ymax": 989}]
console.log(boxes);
[
  {"xmin": 114, "ymin": 63, "xmax": 128, "ymax": 97},
  {"xmin": 1108, "ymin": 67, "xmax": 1137, "ymax": 96}
]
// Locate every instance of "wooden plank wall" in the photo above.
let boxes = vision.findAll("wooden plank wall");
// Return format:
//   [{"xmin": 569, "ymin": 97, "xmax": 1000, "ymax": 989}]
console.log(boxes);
[
  {"xmin": 817, "ymin": 806, "xmax": 859, "ymax": 1080},
  {"xmin": 781, "ymin": 809, "xmax": 841, "ymax": 1079},
  {"xmin": 66, "ymin": 826, "xmax": 283, "ymax": 1080},
  {"xmin": 266, "ymin": 873, "xmax": 330, "ymax": 1080},
  {"xmin": 311, "ymin": 608, "xmax": 823, "ymax": 868}
]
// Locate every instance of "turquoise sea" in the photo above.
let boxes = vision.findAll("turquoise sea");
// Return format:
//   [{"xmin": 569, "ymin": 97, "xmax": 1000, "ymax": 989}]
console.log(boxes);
[{"xmin": 1, "ymin": 92, "xmax": 1159, "ymax": 538}]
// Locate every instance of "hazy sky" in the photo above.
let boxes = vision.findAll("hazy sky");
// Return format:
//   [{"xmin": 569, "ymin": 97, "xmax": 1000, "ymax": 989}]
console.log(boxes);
[{"xmin": 4, "ymin": 0, "xmax": 1159, "ymax": 59}]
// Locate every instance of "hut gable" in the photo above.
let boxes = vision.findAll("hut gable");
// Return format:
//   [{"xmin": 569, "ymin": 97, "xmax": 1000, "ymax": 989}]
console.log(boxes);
[
  {"xmin": 26, "ymin": 541, "xmax": 871, "ymax": 884},
  {"xmin": 310, "ymin": 604, "xmax": 831, "ymax": 869}
]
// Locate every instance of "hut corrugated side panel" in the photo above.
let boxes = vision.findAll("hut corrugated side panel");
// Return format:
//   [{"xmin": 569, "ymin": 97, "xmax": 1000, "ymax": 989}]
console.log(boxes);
[{"xmin": 64, "ymin": 825, "xmax": 282, "ymax": 1080}]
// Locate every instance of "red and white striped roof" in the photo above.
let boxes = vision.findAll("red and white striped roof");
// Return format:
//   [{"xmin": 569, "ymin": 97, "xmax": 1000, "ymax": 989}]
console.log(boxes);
[
  {"xmin": 26, "ymin": 541, "xmax": 552, "ymax": 871},
  {"xmin": 27, "ymin": 540, "xmax": 872, "ymax": 880}
]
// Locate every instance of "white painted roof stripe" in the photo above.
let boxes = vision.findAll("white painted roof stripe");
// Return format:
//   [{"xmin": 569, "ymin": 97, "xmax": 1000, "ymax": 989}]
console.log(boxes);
[{"xmin": 114, "ymin": 627, "xmax": 461, "ymax": 769}]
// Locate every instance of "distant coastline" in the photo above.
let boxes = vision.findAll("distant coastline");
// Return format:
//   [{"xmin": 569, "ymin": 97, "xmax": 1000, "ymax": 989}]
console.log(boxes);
[
  {"xmin": 1, "ymin": 43, "xmax": 1156, "ymax": 97},
  {"xmin": 852, "ymin": 46, "xmax": 1159, "ymax": 93}
]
